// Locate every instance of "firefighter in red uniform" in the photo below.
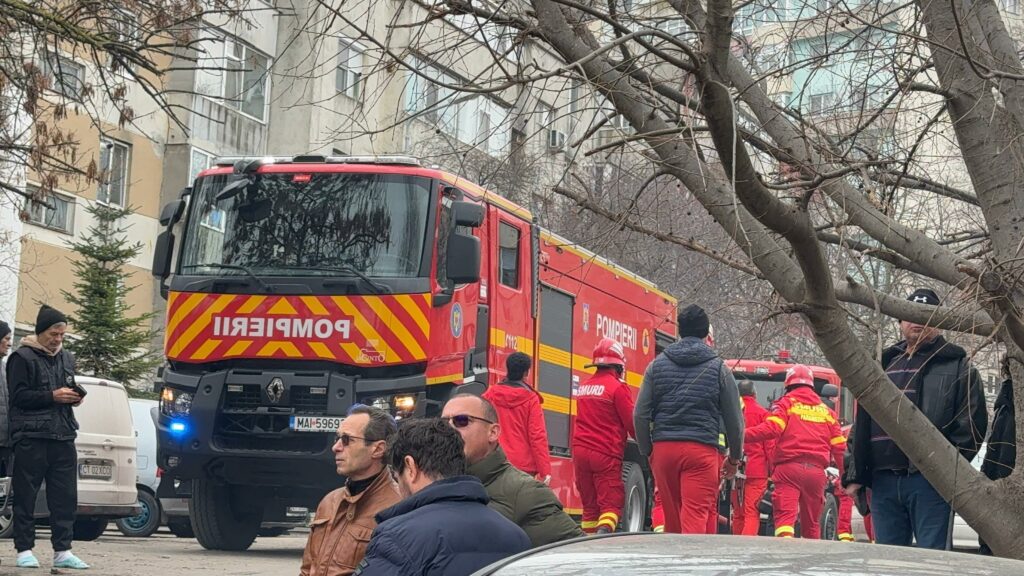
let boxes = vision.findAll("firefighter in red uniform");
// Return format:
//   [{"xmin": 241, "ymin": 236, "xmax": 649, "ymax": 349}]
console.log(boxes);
[
  {"xmin": 733, "ymin": 379, "xmax": 773, "ymax": 536},
  {"xmin": 573, "ymin": 338, "xmax": 635, "ymax": 534},
  {"xmin": 745, "ymin": 365, "xmax": 846, "ymax": 539}
]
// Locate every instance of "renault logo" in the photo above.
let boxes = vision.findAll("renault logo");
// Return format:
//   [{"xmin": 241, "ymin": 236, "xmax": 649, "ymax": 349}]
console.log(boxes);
[{"xmin": 267, "ymin": 378, "xmax": 285, "ymax": 404}]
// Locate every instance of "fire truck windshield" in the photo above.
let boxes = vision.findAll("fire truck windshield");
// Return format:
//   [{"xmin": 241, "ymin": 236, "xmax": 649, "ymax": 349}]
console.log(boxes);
[{"xmin": 179, "ymin": 172, "xmax": 432, "ymax": 278}]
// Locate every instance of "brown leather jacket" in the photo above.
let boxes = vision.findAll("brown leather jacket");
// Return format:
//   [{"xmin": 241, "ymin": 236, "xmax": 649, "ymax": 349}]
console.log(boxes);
[{"xmin": 299, "ymin": 470, "xmax": 402, "ymax": 576}]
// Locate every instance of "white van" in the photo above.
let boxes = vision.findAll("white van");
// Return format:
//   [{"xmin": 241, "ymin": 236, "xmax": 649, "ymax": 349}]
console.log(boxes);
[{"xmin": 0, "ymin": 376, "xmax": 140, "ymax": 540}]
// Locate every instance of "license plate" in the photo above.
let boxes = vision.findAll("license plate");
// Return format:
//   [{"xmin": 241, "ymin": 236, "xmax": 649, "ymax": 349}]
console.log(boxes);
[
  {"xmin": 79, "ymin": 464, "xmax": 112, "ymax": 479},
  {"xmin": 289, "ymin": 416, "xmax": 342, "ymax": 433}
]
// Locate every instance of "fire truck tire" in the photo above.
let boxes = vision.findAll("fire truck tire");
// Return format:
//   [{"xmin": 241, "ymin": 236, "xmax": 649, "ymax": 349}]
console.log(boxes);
[
  {"xmin": 620, "ymin": 462, "xmax": 647, "ymax": 533},
  {"xmin": 820, "ymin": 492, "xmax": 839, "ymax": 540},
  {"xmin": 190, "ymin": 479, "xmax": 262, "ymax": 551}
]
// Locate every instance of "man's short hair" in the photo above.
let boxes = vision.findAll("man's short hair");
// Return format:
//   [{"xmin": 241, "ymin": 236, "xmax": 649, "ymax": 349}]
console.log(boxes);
[
  {"xmin": 449, "ymin": 393, "xmax": 498, "ymax": 424},
  {"xmin": 347, "ymin": 404, "xmax": 398, "ymax": 442},
  {"xmin": 387, "ymin": 418, "xmax": 466, "ymax": 479},
  {"xmin": 737, "ymin": 380, "xmax": 756, "ymax": 397},
  {"xmin": 506, "ymin": 352, "xmax": 532, "ymax": 381}
]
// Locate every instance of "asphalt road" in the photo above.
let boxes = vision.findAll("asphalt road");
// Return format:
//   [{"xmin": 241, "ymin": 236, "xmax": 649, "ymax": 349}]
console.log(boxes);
[{"xmin": 0, "ymin": 528, "xmax": 306, "ymax": 575}]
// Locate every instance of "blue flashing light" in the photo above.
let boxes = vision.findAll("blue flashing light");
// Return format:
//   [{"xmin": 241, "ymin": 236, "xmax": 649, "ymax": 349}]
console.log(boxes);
[{"xmin": 169, "ymin": 421, "xmax": 188, "ymax": 436}]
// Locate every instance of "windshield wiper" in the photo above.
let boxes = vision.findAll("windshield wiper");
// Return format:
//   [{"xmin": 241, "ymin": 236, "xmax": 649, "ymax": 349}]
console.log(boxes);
[
  {"xmin": 272, "ymin": 265, "xmax": 389, "ymax": 295},
  {"xmin": 181, "ymin": 263, "xmax": 274, "ymax": 293}
]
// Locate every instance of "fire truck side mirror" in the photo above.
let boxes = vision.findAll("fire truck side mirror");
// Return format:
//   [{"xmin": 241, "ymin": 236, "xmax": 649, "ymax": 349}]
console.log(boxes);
[
  {"xmin": 452, "ymin": 201, "xmax": 484, "ymax": 227},
  {"xmin": 446, "ymin": 232, "xmax": 481, "ymax": 284},
  {"xmin": 159, "ymin": 199, "xmax": 186, "ymax": 227},
  {"xmin": 820, "ymin": 383, "xmax": 839, "ymax": 399}
]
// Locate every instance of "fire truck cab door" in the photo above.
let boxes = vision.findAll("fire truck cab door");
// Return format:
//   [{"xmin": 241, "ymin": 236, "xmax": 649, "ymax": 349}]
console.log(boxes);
[{"xmin": 488, "ymin": 208, "xmax": 533, "ymax": 383}]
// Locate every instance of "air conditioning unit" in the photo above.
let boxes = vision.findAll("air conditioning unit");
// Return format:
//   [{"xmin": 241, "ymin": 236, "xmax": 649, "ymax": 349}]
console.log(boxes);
[{"xmin": 547, "ymin": 129, "xmax": 566, "ymax": 152}]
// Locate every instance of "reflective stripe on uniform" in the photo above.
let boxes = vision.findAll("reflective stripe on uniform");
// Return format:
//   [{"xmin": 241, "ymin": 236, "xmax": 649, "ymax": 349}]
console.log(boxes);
[
  {"xmin": 653, "ymin": 525, "xmax": 665, "ymax": 533},
  {"xmin": 718, "ymin": 433, "xmax": 726, "ymax": 447},
  {"xmin": 838, "ymin": 532, "xmax": 854, "ymax": 542},
  {"xmin": 830, "ymin": 436, "xmax": 847, "ymax": 445},
  {"xmin": 597, "ymin": 512, "xmax": 619, "ymax": 530},
  {"xmin": 766, "ymin": 415, "xmax": 787, "ymax": 430},
  {"xmin": 775, "ymin": 525, "xmax": 795, "ymax": 537},
  {"xmin": 581, "ymin": 520, "xmax": 599, "ymax": 529}
]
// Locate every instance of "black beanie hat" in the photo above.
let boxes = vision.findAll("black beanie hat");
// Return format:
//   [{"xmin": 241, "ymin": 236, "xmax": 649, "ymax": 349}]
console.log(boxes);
[
  {"xmin": 907, "ymin": 288, "xmax": 940, "ymax": 307},
  {"xmin": 0, "ymin": 321, "xmax": 10, "ymax": 341},
  {"xmin": 678, "ymin": 304, "xmax": 710, "ymax": 339},
  {"xmin": 35, "ymin": 305, "xmax": 68, "ymax": 335}
]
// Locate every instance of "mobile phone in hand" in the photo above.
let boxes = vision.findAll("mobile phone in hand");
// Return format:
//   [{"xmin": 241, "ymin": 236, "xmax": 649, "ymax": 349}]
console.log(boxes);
[{"xmin": 68, "ymin": 381, "xmax": 88, "ymax": 399}]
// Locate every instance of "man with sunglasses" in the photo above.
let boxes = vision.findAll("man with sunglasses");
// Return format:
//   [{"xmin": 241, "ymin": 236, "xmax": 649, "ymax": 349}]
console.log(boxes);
[
  {"xmin": 354, "ymin": 418, "xmax": 529, "ymax": 576},
  {"xmin": 300, "ymin": 404, "xmax": 401, "ymax": 576},
  {"xmin": 443, "ymin": 393, "xmax": 583, "ymax": 546}
]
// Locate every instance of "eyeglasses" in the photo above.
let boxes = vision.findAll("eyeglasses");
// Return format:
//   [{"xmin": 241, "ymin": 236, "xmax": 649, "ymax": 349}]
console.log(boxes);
[
  {"xmin": 335, "ymin": 433, "xmax": 375, "ymax": 447},
  {"xmin": 442, "ymin": 414, "xmax": 494, "ymax": 428}
]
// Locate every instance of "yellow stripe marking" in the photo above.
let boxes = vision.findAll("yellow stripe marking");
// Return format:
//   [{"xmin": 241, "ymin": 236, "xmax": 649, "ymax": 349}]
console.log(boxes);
[
  {"xmin": 340, "ymin": 342, "xmax": 363, "ymax": 363},
  {"xmin": 775, "ymin": 525, "xmax": 795, "ymax": 536},
  {"xmin": 396, "ymin": 294, "xmax": 429, "ymax": 337},
  {"xmin": 267, "ymin": 297, "xmax": 298, "ymax": 315},
  {"xmin": 236, "ymin": 295, "xmax": 266, "ymax": 314},
  {"xmin": 831, "ymin": 436, "xmax": 848, "ymax": 445},
  {"xmin": 539, "ymin": 392, "xmax": 576, "ymax": 415},
  {"xmin": 308, "ymin": 342, "xmax": 334, "ymax": 359},
  {"xmin": 426, "ymin": 373, "xmax": 462, "ymax": 385},
  {"xmin": 333, "ymin": 297, "xmax": 394, "ymax": 362},
  {"xmin": 539, "ymin": 344, "xmax": 572, "ymax": 368},
  {"xmin": 301, "ymin": 296, "xmax": 329, "ymax": 315},
  {"xmin": 192, "ymin": 339, "xmax": 221, "ymax": 361},
  {"xmin": 225, "ymin": 340, "xmax": 253, "ymax": 357},
  {"xmin": 169, "ymin": 292, "xmax": 207, "ymax": 333},
  {"xmin": 172, "ymin": 294, "xmax": 233, "ymax": 357},
  {"xmin": 280, "ymin": 342, "xmax": 302, "ymax": 358},
  {"xmin": 540, "ymin": 232, "xmax": 676, "ymax": 303},
  {"xmin": 366, "ymin": 296, "xmax": 425, "ymax": 360},
  {"xmin": 565, "ymin": 507, "xmax": 583, "ymax": 516},
  {"xmin": 767, "ymin": 415, "xmax": 787, "ymax": 430}
]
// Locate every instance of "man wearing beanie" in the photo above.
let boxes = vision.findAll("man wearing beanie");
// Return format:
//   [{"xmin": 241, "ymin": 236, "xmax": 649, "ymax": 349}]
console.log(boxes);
[
  {"xmin": 634, "ymin": 304, "xmax": 744, "ymax": 534},
  {"xmin": 7, "ymin": 305, "xmax": 90, "ymax": 569},
  {"xmin": 843, "ymin": 288, "xmax": 987, "ymax": 550}
]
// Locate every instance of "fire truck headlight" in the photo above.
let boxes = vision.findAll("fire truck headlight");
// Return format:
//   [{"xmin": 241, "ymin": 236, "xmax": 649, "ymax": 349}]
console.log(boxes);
[
  {"xmin": 393, "ymin": 394, "xmax": 417, "ymax": 419},
  {"xmin": 161, "ymin": 387, "xmax": 194, "ymax": 417}
]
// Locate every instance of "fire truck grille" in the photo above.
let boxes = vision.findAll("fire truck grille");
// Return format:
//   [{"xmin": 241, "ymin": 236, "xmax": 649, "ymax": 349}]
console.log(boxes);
[
  {"xmin": 224, "ymin": 385, "xmax": 261, "ymax": 410},
  {"xmin": 212, "ymin": 413, "xmax": 329, "ymax": 454},
  {"xmin": 290, "ymin": 387, "xmax": 329, "ymax": 413}
]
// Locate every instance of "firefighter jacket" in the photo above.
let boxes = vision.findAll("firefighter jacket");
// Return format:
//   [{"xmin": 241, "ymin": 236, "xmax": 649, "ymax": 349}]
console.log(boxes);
[
  {"xmin": 572, "ymin": 368, "xmax": 636, "ymax": 459},
  {"xmin": 740, "ymin": 396, "xmax": 773, "ymax": 478},
  {"xmin": 300, "ymin": 468, "xmax": 402, "ymax": 576},
  {"xmin": 467, "ymin": 446, "xmax": 584, "ymax": 546},
  {"xmin": 844, "ymin": 337, "xmax": 988, "ymax": 488},
  {"xmin": 483, "ymin": 379, "xmax": 552, "ymax": 477},
  {"xmin": 746, "ymin": 385, "xmax": 846, "ymax": 474}
]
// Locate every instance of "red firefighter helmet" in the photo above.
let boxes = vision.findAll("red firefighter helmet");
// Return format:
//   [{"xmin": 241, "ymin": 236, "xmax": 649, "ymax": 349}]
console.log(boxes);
[
  {"xmin": 784, "ymin": 364, "xmax": 815, "ymax": 388},
  {"xmin": 586, "ymin": 338, "xmax": 626, "ymax": 369}
]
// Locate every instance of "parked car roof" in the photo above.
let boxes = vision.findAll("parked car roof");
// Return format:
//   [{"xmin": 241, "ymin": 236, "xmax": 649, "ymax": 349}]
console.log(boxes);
[
  {"xmin": 76, "ymin": 375, "xmax": 127, "ymax": 392},
  {"xmin": 472, "ymin": 534, "xmax": 1024, "ymax": 576}
]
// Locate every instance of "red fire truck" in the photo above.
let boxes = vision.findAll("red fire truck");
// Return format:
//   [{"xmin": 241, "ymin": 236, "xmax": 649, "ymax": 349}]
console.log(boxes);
[{"xmin": 151, "ymin": 155, "xmax": 677, "ymax": 550}]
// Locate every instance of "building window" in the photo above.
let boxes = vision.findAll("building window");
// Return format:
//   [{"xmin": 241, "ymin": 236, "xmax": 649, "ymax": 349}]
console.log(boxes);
[
  {"xmin": 1003, "ymin": 0, "xmax": 1020, "ymax": 13},
  {"xmin": 498, "ymin": 222, "xmax": 520, "ymax": 288},
  {"xmin": 98, "ymin": 139, "xmax": 130, "ymax": 207},
  {"xmin": 189, "ymin": 147, "xmax": 215, "ymax": 184},
  {"xmin": 24, "ymin": 186, "xmax": 74, "ymax": 234},
  {"xmin": 809, "ymin": 92, "xmax": 834, "ymax": 115},
  {"xmin": 477, "ymin": 110, "xmax": 492, "ymax": 146},
  {"xmin": 195, "ymin": 34, "xmax": 270, "ymax": 122},
  {"xmin": 536, "ymin": 102, "xmax": 553, "ymax": 134},
  {"xmin": 336, "ymin": 39, "xmax": 364, "ymax": 100},
  {"xmin": 41, "ymin": 53, "xmax": 85, "ymax": 100}
]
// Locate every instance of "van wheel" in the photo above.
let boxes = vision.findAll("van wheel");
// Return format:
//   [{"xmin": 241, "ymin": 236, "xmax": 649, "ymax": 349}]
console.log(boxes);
[
  {"xmin": 820, "ymin": 492, "xmax": 839, "ymax": 540},
  {"xmin": 190, "ymin": 479, "xmax": 262, "ymax": 551},
  {"xmin": 0, "ymin": 510, "xmax": 13, "ymax": 538},
  {"xmin": 116, "ymin": 490, "xmax": 161, "ymax": 538},
  {"xmin": 73, "ymin": 518, "xmax": 109, "ymax": 541},
  {"xmin": 167, "ymin": 518, "xmax": 194, "ymax": 538},
  {"xmin": 620, "ymin": 462, "xmax": 647, "ymax": 533}
]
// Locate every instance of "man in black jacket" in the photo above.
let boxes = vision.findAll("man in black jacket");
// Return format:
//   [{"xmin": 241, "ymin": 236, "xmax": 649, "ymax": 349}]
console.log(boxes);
[
  {"xmin": 979, "ymin": 357, "xmax": 1015, "ymax": 555},
  {"xmin": 7, "ymin": 305, "xmax": 89, "ymax": 570},
  {"xmin": 843, "ymin": 288, "xmax": 988, "ymax": 550}
]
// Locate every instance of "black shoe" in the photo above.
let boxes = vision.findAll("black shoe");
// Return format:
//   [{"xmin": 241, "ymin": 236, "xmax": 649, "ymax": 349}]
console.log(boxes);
[{"xmin": 596, "ymin": 526, "xmax": 612, "ymax": 535}]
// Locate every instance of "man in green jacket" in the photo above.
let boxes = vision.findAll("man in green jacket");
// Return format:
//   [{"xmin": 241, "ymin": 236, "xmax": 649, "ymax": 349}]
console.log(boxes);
[{"xmin": 443, "ymin": 393, "xmax": 584, "ymax": 547}]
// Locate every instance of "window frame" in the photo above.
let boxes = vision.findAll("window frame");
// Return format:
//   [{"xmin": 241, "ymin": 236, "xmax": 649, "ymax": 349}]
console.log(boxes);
[
  {"xmin": 24, "ymin": 185, "xmax": 75, "ymax": 234},
  {"xmin": 97, "ymin": 138, "xmax": 130, "ymax": 208},
  {"xmin": 189, "ymin": 146, "xmax": 216, "ymax": 184},
  {"xmin": 42, "ymin": 52, "xmax": 86, "ymax": 100},
  {"xmin": 498, "ymin": 220, "xmax": 522, "ymax": 289},
  {"xmin": 196, "ymin": 33, "xmax": 271, "ymax": 123},
  {"xmin": 336, "ymin": 38, "xmax": 365, "ymax": 100}
]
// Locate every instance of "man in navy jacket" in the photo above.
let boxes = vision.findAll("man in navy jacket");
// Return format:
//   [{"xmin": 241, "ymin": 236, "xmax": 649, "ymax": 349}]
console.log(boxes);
[{"xmin": 354, "ymin": 418, "xmax": 530, "ymax": 576}]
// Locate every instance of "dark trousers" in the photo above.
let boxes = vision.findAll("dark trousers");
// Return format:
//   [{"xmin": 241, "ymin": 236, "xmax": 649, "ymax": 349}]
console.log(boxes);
[
  {"xmin": 13, "ymin": 438, "xmax": 77, "ymax": 552},
  {"xmin": 871, "ymin": 470, "xmax": 951, "ymax": 550}
]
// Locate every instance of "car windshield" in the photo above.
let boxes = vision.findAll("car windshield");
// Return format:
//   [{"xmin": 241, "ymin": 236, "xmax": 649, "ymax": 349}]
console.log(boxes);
[{"xmin": 179, "ymin": 172, "xmax": 432, "ymax": 278}]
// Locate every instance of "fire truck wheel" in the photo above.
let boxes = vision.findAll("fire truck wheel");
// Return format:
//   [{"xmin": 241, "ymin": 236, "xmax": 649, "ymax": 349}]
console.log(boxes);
[
  {"xmin": 820, "ymin": 492, "xmax": 839, "ymax": 540},
  {"xmin": 620, "ymin": 462, "xmax": 647, "ymax": 533},
  {"xmin": 190, "ymin": 479, "xmax": 262, "ymax": 551}
]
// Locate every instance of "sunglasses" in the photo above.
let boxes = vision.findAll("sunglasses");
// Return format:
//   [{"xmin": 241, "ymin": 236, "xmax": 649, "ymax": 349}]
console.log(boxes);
[
  {"xmin": 335, "ymin": 433, "xmax": 375, "ymax": 447},
  {"xmin": 442, "ymin": 414, "xmax": 494, "ymax": 428}
]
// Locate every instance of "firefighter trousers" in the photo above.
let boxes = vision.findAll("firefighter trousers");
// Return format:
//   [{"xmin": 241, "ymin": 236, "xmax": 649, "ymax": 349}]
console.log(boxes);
[
  {"xmin": 837, "ymin": 483, "xmax": 855, "ymax": 541},
  {"xmin": 732, "ymin": 476, "xmax": 768, "ymax": 536},
  {"xmin": 650, "ymin": 441, "xmax": 720, "ymax": 534},
  {"xmin": 573, "ymin": 445, "xmax": 622, "ymax": 532},
  {"xmin": 772, "ymin": 461, "xmax": 826, "ymax": 539}
]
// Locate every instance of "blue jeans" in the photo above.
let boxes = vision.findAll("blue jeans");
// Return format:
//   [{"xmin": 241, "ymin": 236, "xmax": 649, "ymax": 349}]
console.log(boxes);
[{"xmin": 871, "ymin": 470, "xmax": 952, "ymax": 549}]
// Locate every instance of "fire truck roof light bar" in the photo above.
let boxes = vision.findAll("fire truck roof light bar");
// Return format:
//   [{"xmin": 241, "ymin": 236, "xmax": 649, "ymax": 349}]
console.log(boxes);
[{"xmin": 212, "ymin": 155, "xmax": 422, "ymax": 168}]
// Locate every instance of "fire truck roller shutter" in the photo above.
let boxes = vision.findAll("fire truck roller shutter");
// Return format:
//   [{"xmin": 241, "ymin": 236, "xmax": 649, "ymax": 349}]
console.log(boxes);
[{"xmin": 538, "ymin": 286, "xmax": 573, "ymax": 453}]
